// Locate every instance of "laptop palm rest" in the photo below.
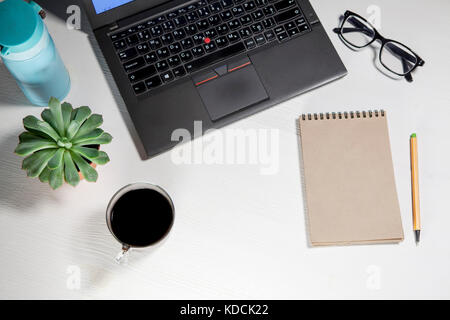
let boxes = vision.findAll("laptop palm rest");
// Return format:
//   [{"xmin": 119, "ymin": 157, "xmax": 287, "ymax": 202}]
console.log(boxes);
[{"xmin": 195, "ymin": 62, "xmax": 269, "ymax": 121}]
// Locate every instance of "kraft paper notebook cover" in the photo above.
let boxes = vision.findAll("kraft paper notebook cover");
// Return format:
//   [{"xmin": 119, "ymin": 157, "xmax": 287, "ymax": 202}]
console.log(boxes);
[{"xmin": 298, "ymin": 110, "xmax": 404, "ymax": 246}]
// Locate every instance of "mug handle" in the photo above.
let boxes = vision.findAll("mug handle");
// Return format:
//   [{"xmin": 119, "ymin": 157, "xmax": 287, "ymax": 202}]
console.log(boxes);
[{"xmin": 115, "ymin": 245, "xmax": 131, "ymax": 264}]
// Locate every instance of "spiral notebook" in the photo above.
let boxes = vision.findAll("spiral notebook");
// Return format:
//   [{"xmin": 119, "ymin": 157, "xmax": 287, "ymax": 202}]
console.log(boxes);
[{"xmin": 298, "ymin": 110, "xmax": 404, "ymax": 246}]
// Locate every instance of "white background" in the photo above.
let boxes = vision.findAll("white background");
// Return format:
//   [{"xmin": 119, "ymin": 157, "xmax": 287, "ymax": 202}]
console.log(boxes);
[{"xmin": 0, "ymin": 0, "xmax": 449, "ymax": 299}]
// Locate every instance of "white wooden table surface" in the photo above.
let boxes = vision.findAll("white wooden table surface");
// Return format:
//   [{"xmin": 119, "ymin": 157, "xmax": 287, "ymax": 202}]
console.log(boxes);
[{"xmin": 1, "ymin": 0, "xmax": 449, "ymax": 299}]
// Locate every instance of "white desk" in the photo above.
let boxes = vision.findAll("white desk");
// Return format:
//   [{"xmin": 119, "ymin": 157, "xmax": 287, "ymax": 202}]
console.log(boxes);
[{"xmin": 1, "ymin": 0, "xmax": 449, "ymax": 299}]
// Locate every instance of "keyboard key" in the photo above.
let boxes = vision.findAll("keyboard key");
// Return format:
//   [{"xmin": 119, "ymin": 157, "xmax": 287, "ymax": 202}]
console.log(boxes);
[
  {"xmin": 111, "ymin": 32, "xmax": 126, "ymax": 41},
  {"xmin": 169, "ymin": 42, "xmax": 182, "ymax": 54},
  {"xmin": 129, "ymin": 65, "xmax": 157, "ymax": 82},
  {"xmin": 138, "ymin": 30, "xmax": 151, "ymax": 41},
  {"xmin": 244, "ymin": 38, "xmax": 256, "ymax": 49},
  {"xmin": 243, "ymin": 1, "xmax": 256, "ymax": 12},
  {"xmin": 168, "ymin": 55, "xmax": 181, "ymax": 67},
  {"xmin": 181, "ymin": 38, "xmax": 194, "ymax": 49},
  {"xmin": 228, "ymin": 19, "xmax": 241, "ymax": 30},
  {"xmin": 298, "ymin": 24, "xmax": 310, "ymax": 33},
  {"xmin": 197, "ymin": 7, "xmax": 210, "ymax": 18},
  {"xmin": 209, "ymin": 2, "xmax": 222, "ymax": 13},
  {"xmin": 126, "ymin": 27, "xmax": 137, "ymax": 34},
  {"xmin": 197, "ymin": 19, "xmax": 210, "ymax": 30},
  {"xmin": 239, "ymin": 27, "xmax": 252, "ymax": 38},
  {"xmin": 156, "ymin": 47, "xmax": 170, "ymax": 58},
  {"xmin": 262, "ymin": 17, "xmax": 275, "ymax": 29},
  {"xmin": 216, "ymin": 23, "xmax": 229, "ymax": 35},
  {"xmin": 251, "ymin": 22, "xmax": 264, "ymax": 33},
  {"xmin": 216, "ymin": 36, "xmax": 228, "ymax": 47},
  {"xmin": 144, "ymin": 52, "xmax": 158, "ymax": 63},
  {"xmin": 187, "ymin": 41, "xmax": 245, "ymax": 72},
  {"xmin": 221, "ymin": 0, "xmax": 233, "ymax": 8},
  {"xmin": 185, "ymin": 24, "xmax": 198, "ymax": 35},
  {"xmin": 146, "ymin": 19, "xmax": 157, "ymax": 27},
  {"xmin": 204, "ymin": 41, "xmax": 217, "ymax": 52},
  {"xmin": 173, "ymin": 29, "xmax": 186, "ymax": 40},
  {"xmin": 156, "ymin": 60, "xmax": 169, "ymax": 72},
  {"xmin": 186, "ymin": 11, "xmax": 199, "ymax": 23},
  {"xmin": 256, "ymin": 0, "xmax": 268, "ymax": 7},
  {"xmin": 187, "ymin": 4, "xmax": 198, "ymax": 12},
  {"xmin": 174, "ymin": 16, "xmax": 187, "ymax": 27},
  {"xmin": 167, "ymin": 11, "xmax": 178, "ymax": 19},
  {"xmin": 263, "ymin": 5, "xmax": 276, "ymax": 16},
  {"xmin": 123, "ymin": 57, "xmax": 145, "ymax": 72},
  {"xmin": 240, "ymin": 14, "xmax": 252, "ymax": 25},
  {"xmin": 251, "ymin": 9, "xmax": 264, "ymax": 20},
  {"xmin": 132, "ymin": 82, "xmax": 146, "ymax": 94},
  {"xmin": 227, "ymin": 31, "xmax": 240, "ymax": 42},
  {"xmin": 192, "ymin": 45, "xmax": 206, "ymax": 57},
  {"xmin": 155, "ymin": 16, "xmax": 166, "ymax": 24},
  {"xmin": 264, "ymin": 29, "xmax": 276, "ymax": 41},
  {"xmin": 274, "ymin": 7, "xmax": 301, "ymax": 24},
  {"xmin": 161, "ymin": 70, "xmax": 175, "ymax": 82},
  {"xmin": 254, "ymin": 34, "xmax": 266, "ymax": 45},
  {"xmin": 136, "ymin": 43, "xmax": 150, "ymax": 54},
  {"xmin": 149, "ymin": 38, "xmax": 162, "ymax": 49},
  {"xmin": 295, "ymin": 17, "xmax": 306, "ymax": 26},
  {"xmin": 127, "ymin": 34, "xmax": 139, "ymax": 45},
  {"xmin": 287, "ymin": 27, "xmax": 300, "ymax": 37},
  {"xmin": 284, "ymin": 21, "xmax": 296, "ymax": 30},
  {"xmin": 145, "ymin": 76, "xmax": 162, "ymax": 89},
  {"xmin": 161, "ymin": 21, "xmax": 175, "ymax": 32},
  {"xmin": 136, "ymin": 24, "xmax": 146, "ymax": 31},
  {"xmin": 180, "ymin": 50, "xmax": 193, "ymax": 62},
  {"xmin": 208, "ymin": 14, "xmax": 221, "ymax": 26},
  {"xmin": 150, "ymin": 25, "xmax": 163, "ymax": 37},
  {"xmin": 178, "ymin": 7, "xmax": 188, "ymax": 15},
  {"xmin": 274, "ymin": 0, "xmax": 295, "ymax": 12},
  {"xmin": 274, "ymin": 26, "xmax": 285, "ymax": 34},
  {"xmin": 114, "ymin": 40, "xmax": 127, "ymax": 50},
  {"xmin": 276, "ymin": 31, "xmax": 289, "ymax": 41},
  {"xmin": 204, "ymin": 28, "xmax": 218, "ymax": 39},
  {"xmin": 119, "ymin": 47, "xmax": 137, "ymax": 61},
  {"xmin": 232, "ymin": 5, "xmax": 244, "ymax": 16},
  {"xmin": 161, "ymin": 33, "xmax": 174, "ymax": 45},
  {"xmin": 193, "ymin": 33, "xmax": 205, "ymax": 44},
  {"xmin": 220, "ymin": 10, "xmax": 233, "ymax": 21},
  {"xmin": 173, "ymin": 66, "xmax": 186, "ymax": 78}
]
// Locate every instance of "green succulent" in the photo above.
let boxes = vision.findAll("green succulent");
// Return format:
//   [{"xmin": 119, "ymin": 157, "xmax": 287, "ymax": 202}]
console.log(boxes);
[{"xmin": 14, "ymin": 97, "xmax": 113, "ymax": 189}]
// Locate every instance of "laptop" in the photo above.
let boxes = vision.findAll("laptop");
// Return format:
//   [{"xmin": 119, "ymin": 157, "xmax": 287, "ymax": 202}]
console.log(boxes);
[{"xmin": 82, "ymin": 0, "xmax": 347, "ymax": 159}]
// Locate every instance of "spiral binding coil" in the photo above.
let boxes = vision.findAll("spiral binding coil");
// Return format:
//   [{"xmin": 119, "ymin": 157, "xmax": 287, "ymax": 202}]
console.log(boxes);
[{"xmin": 300, "ymin": 110, "xmax": 385, "ymax": 121}]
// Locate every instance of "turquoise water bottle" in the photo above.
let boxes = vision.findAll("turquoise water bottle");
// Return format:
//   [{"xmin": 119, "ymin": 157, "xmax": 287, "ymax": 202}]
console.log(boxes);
[{"xmin": 0, "ymin": 0, "xmax": 70, "ymax": 106}]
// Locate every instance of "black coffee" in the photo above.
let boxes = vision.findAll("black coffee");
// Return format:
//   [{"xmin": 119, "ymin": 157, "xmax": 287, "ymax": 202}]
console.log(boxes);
[{"xmin": 110, "ymin": 188, "xmax": 173, "ymax": 247}]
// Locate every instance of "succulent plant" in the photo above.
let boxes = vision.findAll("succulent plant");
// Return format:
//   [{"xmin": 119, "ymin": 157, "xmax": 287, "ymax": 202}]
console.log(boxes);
[{"xmin": 15, "ymin": 97, "xmax": 113, "ymax": 189}]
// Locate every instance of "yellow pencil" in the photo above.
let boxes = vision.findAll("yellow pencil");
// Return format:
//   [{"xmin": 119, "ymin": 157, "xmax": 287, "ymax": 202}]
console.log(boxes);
[{"xmin": 410, "ymin": 133, "xmax": 421, "ymax": 243}]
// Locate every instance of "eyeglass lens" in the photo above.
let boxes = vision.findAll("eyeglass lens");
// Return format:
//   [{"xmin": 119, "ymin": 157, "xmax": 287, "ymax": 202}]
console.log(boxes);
[{"xmin": 341, "ymin": 15, "xmax": 376, "ymax": 48}]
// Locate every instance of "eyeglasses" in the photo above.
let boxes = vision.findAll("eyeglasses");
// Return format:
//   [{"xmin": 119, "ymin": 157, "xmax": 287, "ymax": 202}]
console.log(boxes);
[{"xmin": 333, "ymin": 11, "xmax": 425, "ymax": 82}]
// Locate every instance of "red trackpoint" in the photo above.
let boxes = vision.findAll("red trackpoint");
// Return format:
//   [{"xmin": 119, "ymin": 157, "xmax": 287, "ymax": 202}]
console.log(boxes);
[{"xmin": 204, "ymin": 37, "xmax": 211, "ymax": 44}]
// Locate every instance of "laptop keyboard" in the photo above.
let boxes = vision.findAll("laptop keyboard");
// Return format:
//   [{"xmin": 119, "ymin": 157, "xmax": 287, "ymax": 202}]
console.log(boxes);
[{"xmin": 110, "ymin": 0, "xmax": 311, "ymax": 95}]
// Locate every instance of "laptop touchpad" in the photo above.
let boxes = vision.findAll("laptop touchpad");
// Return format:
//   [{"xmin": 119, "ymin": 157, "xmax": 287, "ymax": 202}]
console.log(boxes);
[{"xmin": 195, "ymin": 62, "xmax": 269, "ymax": 121}]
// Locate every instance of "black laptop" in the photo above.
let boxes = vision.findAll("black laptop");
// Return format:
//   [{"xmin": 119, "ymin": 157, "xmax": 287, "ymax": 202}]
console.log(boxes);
[{"xmin": 82, "ymin": 0, "xmax": 347, "ymax": 158}]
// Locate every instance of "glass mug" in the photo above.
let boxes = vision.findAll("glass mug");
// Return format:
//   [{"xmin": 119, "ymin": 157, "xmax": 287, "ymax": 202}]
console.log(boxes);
[{"xmin": 106, "ymin": 183, "xmax": 175, "ymax": 263}]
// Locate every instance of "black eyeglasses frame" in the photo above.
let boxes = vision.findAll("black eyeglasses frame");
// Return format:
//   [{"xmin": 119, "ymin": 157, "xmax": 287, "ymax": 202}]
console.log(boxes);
[{"xmin": 334, "ymin": 10, "xmax": 425, "ymax": 82}]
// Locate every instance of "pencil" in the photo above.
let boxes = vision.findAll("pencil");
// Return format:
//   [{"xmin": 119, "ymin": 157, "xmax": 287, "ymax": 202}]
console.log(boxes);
[{"xmin": 410, "ymin": 133, "xmax": 421, "ymax": 243}]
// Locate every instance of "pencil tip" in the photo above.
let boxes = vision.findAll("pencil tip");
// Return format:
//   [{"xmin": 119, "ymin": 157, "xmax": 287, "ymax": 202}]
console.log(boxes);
[{"xmin": 415, "ymin": 230, "xmax": 421, "ymax": 244}]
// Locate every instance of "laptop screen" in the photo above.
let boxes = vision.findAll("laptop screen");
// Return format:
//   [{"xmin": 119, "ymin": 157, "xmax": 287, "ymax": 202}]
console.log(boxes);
[{"xmin": 92, "ymin": 0, "xmax": 136, "ymax": 14}]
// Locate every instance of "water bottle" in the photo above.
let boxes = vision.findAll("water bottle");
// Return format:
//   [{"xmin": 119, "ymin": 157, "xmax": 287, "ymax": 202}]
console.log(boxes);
[{"xmin": 0, "ymin": 0, "xmax": 70, "ymax": 106}]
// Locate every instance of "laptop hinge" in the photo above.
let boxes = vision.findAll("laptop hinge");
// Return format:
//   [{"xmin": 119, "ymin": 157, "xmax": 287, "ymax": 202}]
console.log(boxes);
[{"xmin": 108, "ymin": 22, "xmax": 119, "ymax": 32}]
